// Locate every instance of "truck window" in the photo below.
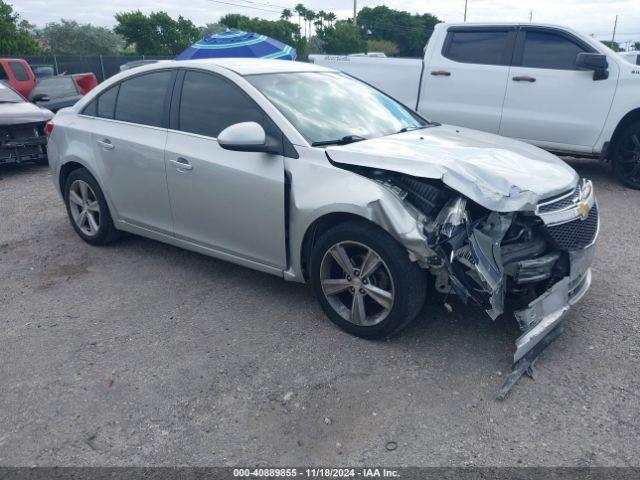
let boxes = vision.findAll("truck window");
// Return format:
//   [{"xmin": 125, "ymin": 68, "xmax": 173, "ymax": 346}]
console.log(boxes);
[
  {"xmin": 0, "ymin": 64, "xmax": 8, "ymax": 80},
  {"xmin": 32, "ymin": 77, "xmax": 78, "ymax": 98},
  {"xmin": 9, "ymin": 61, "xmax": 30, "ymax": 81},
  {"xmin": 444, "ymin": 30, "xmax": 510, "ymax": 66},
  {"xmin": 521, "ymin": 31, "xmax": 586, "ymax": 70}
]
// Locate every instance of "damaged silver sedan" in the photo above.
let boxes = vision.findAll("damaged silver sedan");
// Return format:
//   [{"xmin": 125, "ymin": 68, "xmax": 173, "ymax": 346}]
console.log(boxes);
[{"xmin": 47, "ymin": 60, "xmax": 598, "ymax": 397}]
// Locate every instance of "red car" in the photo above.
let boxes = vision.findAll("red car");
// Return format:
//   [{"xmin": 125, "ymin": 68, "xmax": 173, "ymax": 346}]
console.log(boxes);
[{"xmin": 0, "ymin": 58, "xmax": 36, "ymax": 98}]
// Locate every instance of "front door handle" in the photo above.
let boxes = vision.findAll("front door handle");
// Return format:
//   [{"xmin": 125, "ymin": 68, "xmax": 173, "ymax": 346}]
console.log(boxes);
[
  {"xmin": 430, "ymin": 70, "xmax": 451, "ymax": 76},
  {"xmin": 96, "ymin": 139, "xmax": 115, "ymax": 150},
  {"xmin": 513, "ymin": 75, "xmax": 536, "ymax": 82},
  {"xmin": 170, "ymin": 158, "xmax": 193, "ymax": 171}
]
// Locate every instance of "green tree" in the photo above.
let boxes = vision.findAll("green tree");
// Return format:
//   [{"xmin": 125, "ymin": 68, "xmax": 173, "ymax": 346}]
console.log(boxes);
[
  {"xmin": 601, "ymin": 40, "xmax": 622, "ymax": 52},
  {"xmin": 304, "ymin": 10, "xmax": 315, "ymax": 38},
  {"xmin": 321, "ymin": 22, "xmax": 366, "ymax": 55},
  {"xmin": 280, "ymin": 9, "xmax": 292, "ymax": 21},
  {"xmin": 114, "ymin": 10, "xmax": 199, "ymax": 55},
  {"xmin": 366, "ymin": 39, "xmax": 399, "ymax": 56},
  {"xmin": 41, "ymin": 19, "xmax": 124, "ymax": 54},
  {"xmin": 0, "ymin": 0, "xmax": 39, "ymax": 55},
  {"xmin": 357, "ymin": 6, "xmax": 440, "ymax": 57},
  {"xmin": 294, "ymin": 4, "xmax": 306, "ymax": 34},
  {"xmin": 634, "ymin": 41, "xmax": 640, "ymax": 51},
  {"xmin": 326, "ymin": 12, "xmax": 337, "ymax": 27}
]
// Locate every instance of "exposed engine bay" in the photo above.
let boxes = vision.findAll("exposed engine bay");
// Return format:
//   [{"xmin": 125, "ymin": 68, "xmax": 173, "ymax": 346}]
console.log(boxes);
[{"xmin": 342, "ymin": 165, "xmax": 599, "ymax": 398}]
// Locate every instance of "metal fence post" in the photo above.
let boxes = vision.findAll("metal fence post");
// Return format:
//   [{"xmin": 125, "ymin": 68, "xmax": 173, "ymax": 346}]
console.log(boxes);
[
  {"xmin": 99, "ymin": 55, "xmax": 106, "ymax": 82},
  {"xmin": 53, "ymin": 55, "xmax": 59, "ymax": 75}
]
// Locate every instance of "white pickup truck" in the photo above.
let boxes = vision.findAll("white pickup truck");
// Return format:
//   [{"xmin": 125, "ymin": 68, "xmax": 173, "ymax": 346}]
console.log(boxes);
[{"xmin": 310, "ymin": 23, "xmax": 640, "ymax": 189}]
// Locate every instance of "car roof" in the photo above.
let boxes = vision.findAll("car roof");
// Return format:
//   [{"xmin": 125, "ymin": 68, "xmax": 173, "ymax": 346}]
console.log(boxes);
[{"xmin": 132, "ymin": 58, "xmax": 334, "ymax": 76}]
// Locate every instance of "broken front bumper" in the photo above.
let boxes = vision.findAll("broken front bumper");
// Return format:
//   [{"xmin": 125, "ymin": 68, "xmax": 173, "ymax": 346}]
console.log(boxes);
[{"xmin": 0, "ymin": 123, "xmax": 48, "ymax": 165}]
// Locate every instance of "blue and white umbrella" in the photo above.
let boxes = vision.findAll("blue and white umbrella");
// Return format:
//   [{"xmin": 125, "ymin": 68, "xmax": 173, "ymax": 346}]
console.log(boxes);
[{"xmin": 176, "ymin": 29, "xmax": 296, "ymax": 61}]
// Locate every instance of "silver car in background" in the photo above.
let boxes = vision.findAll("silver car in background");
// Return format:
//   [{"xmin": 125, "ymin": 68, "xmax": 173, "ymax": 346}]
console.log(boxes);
[{"xmin": 46, "ymin": 59, "xmax": 598, "ymax": 397}]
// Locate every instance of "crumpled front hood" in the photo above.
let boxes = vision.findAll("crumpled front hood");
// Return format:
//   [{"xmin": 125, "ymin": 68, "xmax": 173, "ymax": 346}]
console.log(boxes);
[
  {"xmin": 326, "ymin": 125, "xmax": 579, "ymax": 212},
  {"xmin": 0, "ymin": 102, "xmax": 54, "ymax": 126}
]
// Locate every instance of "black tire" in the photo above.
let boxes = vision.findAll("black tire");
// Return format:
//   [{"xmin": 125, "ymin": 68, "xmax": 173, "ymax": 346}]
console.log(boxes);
[
  {"xmin": 310, "ymin": 220, "xmax": 428, "ymax": 339},
  {"xmin": 63, "ymin": 168, "xmax": 120, "ymax": 245},
  {"xmin": 612, "ymin": 120, "xmax": 640, "ymax": 190}
]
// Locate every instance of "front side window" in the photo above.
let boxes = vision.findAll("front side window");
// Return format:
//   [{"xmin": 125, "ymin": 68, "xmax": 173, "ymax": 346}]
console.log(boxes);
[
  {"xmin": 247, "ymin": 72, "xmax": 427, "ymax": 145},
  {"xmin": 444, "ymin": 30, "xmax": 510, "ymax": 65},
  {"xmin": 31, "ymin": 77, "xmax": 78, "ymax": 99},
  {"xmin": 521, "ymin": 31, "xmax": 586, "ymax": 70},
  {"xmin": 9, "ymin": 61, "xmax": 29, "ymax": 81},
  {"xmin": 115, "ymin": 71, "xmax": 172, "ymax": 127},
  {"xmin": 0, "ymin": 65, "xmax": 8, "ymax": 80},
  {"xmin": 178, "ymin": 71, "xmax": 266, "ymax": 138}
]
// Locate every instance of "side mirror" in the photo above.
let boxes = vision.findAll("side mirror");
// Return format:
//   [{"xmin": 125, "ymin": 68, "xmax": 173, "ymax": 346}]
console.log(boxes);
[
  {"xmin": 575, "ymin": 53, "xmax": 609, "ymax": 81},
  {"xmin": 31, "ymin": 93, "xmax": 51, "ymax": 102},
  {"xmin": 218, "ymin": 122, "xmax": 280, "ymax": 154}
]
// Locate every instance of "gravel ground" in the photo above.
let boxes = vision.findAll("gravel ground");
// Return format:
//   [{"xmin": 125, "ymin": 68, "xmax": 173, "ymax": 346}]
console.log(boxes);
[{"xmin": 0, "ymin": 159, "xmax": 639, "ymax": 467}]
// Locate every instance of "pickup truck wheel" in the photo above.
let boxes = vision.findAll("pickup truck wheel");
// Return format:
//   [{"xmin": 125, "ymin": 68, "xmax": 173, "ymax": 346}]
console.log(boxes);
[
  {"xmin": 613, "ymin": 121, "xmax": 640, "ymax": 190},
  {"xmin": 310, "ymin": 221, "xmax": 427, "ymax": 339},
  {"xmin": 64, "ymin": 168, "xmax": 120, "ymax": 245}
]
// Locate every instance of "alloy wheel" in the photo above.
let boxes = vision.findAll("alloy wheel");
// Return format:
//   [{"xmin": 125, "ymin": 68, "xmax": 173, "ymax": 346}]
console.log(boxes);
[
  {"xmin": 68, "ymin": 179, "xmax": 101, "ymax": 236},
  {"xmin": 319, "ymin": 241, "xmax": 395, "ymax": 326}
]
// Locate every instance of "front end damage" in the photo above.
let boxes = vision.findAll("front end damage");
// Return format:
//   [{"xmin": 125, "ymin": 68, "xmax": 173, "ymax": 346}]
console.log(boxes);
[
  {"xmin": 362, "ymin": 170, "xmax": 599, "ymax": 398},
  {"xmin": 0, "ymin": 122, "xmax": 48, "ymax": 166}
]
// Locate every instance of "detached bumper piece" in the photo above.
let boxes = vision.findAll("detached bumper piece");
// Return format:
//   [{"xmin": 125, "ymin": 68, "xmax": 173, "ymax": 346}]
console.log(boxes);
[{"xmin": 0, "ymin": 122, "xmax": 47, "ymax": 166}]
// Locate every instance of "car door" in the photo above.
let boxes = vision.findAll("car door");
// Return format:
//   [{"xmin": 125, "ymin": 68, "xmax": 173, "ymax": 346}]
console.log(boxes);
[
  {"xmin": 164, "ymin": 69, "xmax": 286, "ymax": 270},
  {"xmin": 418, "ymin": 26, "xmax": 515, "ymax": 133},
  {"xmin": 86, "ymin": 70, "xmax": 175, "ymax": 234},
  {"xmin": 500, "ymin": 27, "xmax": 619, "ymax": 149}
]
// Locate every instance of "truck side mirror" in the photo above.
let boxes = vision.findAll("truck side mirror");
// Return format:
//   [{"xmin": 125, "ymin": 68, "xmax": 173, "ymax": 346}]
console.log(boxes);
[{"xmin": 575, "ymin": 53, "xmax": 609, "ymax": 81}]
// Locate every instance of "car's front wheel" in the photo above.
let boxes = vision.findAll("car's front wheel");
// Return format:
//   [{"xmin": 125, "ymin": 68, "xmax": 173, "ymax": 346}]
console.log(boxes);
[
  {"xmin": 64, "ymin": 168, "xmax": 120, "ymax": 245},
  {"xmin": 310, "ymin": 220, "xmax": 427, "ymax": 339},
  {"xmin": 613, "ymin": 121, "xmax": 640, "ymax": 190}
]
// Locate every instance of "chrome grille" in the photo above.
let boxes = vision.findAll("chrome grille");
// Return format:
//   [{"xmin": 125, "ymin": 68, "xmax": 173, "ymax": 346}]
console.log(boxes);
[
  {"xmin": 546, "ymin": 203, "xmax": 599, "ymax": 250},
  {"xmin": 537, "ymin": 184, "xmax": 581, "ymax": 213}
]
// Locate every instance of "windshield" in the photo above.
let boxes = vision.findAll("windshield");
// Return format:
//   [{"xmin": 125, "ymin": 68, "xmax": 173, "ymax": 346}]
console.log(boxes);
[
  {"xmin": 247, "ymin": 72, "xmax": 428, "ymax": 146},
  {"xmin": 0, "ymin": 85, "xmax": 24, "ymax": 103}
]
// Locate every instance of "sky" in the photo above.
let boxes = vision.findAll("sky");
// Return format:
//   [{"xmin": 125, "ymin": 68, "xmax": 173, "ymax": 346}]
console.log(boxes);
[{"xmin": 13, "ymin": 0, "xmax": 640, "ymax": 49}]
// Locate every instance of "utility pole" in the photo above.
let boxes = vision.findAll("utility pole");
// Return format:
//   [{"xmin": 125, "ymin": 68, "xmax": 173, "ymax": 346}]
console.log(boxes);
[
  {"xmin": 353, "ymin": 0, "xmax": 357, "ymax": 26},
  {"xmin": 612, "ymin": 14, "xmax": 618, "ymax": 43},
  {"xmin": 463, "ymin": 0, "xmax": 468, "ymax": 22},
  {"xmin": 529, "ymin": 10, "xmax": 533, "ymax": 22}
]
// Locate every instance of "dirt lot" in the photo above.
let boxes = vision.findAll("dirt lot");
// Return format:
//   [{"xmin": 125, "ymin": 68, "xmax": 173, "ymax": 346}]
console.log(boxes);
[{"xmin": 0, "ymin": 160, "xmax": 639, "ymax": 467}]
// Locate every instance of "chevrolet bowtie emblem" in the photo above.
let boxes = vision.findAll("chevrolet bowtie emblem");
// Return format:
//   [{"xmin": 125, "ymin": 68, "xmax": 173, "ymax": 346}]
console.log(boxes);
[{"xmin": 576, "ymin": 202, "xmax": 592, "ymax": 220}]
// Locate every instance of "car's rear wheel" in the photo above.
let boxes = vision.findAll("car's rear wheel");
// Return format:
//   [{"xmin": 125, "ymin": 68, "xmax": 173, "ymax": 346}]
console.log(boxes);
[
  {"xmin": 310, "ymin": 220, "xmax": 427, "ymax": 339},
  {"xmin": 64, "ymin": 168, "xmax": 120, "ymax": 245},
  {"xmin": 613, "ymin": 121, "xmax": 640, "ymax": 190}
]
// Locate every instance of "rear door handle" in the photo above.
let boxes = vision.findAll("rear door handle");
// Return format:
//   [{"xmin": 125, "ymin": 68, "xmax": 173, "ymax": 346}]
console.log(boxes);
[
  {"xmin": 169, "ymin": 158, "xmax": 193, "ymax": 171},
  {"xmin": 513, "ymin": 76, "xmax": 536, "ymax": 82},
  {"xmin": 430, "ymin": 70, "xmax": 451, "ymax": 76},
  {"xmin": 96, "ymin": 139, "xmax": 115, "ymax": 150}
]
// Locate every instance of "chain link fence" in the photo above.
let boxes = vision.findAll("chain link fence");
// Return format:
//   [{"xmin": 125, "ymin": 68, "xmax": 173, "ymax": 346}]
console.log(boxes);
[{"xmin": 20, "ymin": 55, "xmax": 174, "ymax": 83}]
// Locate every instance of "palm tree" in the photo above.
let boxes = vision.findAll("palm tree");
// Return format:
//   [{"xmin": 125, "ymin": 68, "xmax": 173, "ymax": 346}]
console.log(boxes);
[
  {"xmin": 294, "ymin": 4, "xmax": 306, "ymax": 33},
  {"xmin": 317, "ymin": 10, "xmax": 327, "ymax": 31},
  {"xmin": 280, "ymin": 8, "xmax": 292, "ymax": 21},
  {"xmin": 304, "ymin": 9, "xmax": 316, "ymax": 38},
  {"xmin": 326, "ymin": 12, "xmax": 337, "ymax": 27}
]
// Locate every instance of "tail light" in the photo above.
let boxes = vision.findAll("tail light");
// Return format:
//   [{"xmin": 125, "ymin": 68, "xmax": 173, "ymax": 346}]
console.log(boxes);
[
  {"xmin": 72, "ymin": 73, "xmax": 98, "ymax": 95},
  {"xmin": 44, "ymin": 121, "xmax": 54, "ymax": 140}
]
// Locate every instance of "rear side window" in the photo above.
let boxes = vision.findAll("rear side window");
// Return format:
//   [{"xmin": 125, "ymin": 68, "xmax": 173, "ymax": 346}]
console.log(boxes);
[
  {"xmin": 521, "ymin": 31, "xmax": 587, "ymax": 70},
  {"xmin": 178, "ymin": 71, "xmax": 266, "ymax": 138},
  {"xmin": 9, "ymin": 61, "xmax": 30, "ymax": 81},
  {"xmin": 98, "ymin": 85, "xmax": 119, "ymax": 119},
  {"xmin": 115, "ymin": 71, "xmax": 172, "ymax": 127},
  {"xmin": 32, "ymin": 77, "xmax": 78, "ymax": 98},
  {"xmin": 444, "ymin": 30, "xmax": 510, "ymax": 65}
]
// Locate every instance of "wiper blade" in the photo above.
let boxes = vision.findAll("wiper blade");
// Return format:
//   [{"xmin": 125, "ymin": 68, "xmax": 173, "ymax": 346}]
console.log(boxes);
[
  {"xmin": 312, "ymin": 135, "xmax": 367, "ymax": 147},
  {"xmin": 397, "ymin": 125, "xmax": 427, "ymax": 134},
  {"xmin": 0, "ymin": 101, "xmax": 19, "ymax": 104}
]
